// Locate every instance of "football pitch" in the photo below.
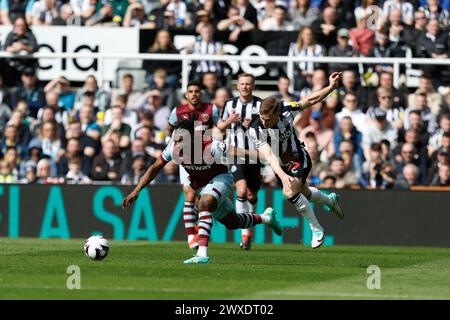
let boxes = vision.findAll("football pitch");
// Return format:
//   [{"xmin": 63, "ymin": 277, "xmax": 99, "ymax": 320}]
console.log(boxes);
[{"xmin": 1, "ymin": 238, "xmax": 450, "ymax": 300}]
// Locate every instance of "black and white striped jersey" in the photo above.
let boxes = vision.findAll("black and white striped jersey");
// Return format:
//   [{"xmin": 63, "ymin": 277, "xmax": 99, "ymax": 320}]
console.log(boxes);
[
  {"xmin": 248, "ymin": 101, "xmax": 307, "ymax": 166},
  {"xmin": 220, "ymin": 96, "xmax": 262, "ymax": 151},
  {"xmin": 192, "ymin": 40, "xmax": 223, "ymax": 74}
]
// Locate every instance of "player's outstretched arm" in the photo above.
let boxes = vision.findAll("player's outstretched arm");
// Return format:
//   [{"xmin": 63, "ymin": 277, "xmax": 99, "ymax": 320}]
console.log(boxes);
[
  {"xmin": 298, "ymin": 72, "xmax": 342, "ymax": 110},
  {"xmin": 122, "ymin": 157, "xmax": 167, "ymax": 208},
  {"xmin": 227, "ymin": 145, "xmax": 259, "ymax": 161},
  {"xmin": 257, "ymin": 144, "xmax": 295, "ymax": 189}
]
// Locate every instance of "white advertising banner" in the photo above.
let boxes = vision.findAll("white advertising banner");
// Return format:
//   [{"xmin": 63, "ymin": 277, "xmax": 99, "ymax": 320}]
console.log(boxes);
[{"xmin": 0, "ymin": 26, "xmax": 139, "ymax": 82}]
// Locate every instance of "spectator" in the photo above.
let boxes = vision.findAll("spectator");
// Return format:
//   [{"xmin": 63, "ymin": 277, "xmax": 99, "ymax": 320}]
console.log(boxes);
[
  {"xmin": 123, "ymin": 1, "xmax": 151, "ymax": 27},
  {"xmin": 76, "ymin": 105, "xmax": 102, "ymax": 141},
  {"xmin": 354, "ymin": 0, "xmax": 382, "ymax": 31},
  {"xmin": 255, "ymin": 0, "xmax": 276, "ymax": 25},
  {"xmin": 6, "ymin": 110, "xmax": 32, "ymax": 147},
  {"xmin": 143, "ymin": 29, "xmax": 181, "ymax": 89},
  {"xmin": 111, "ymin": 73, "xmax": 143, "ymax": 112},
  {"xmin": 415, "ymin": 18, "xmax": 449, "ymax": 87},
  {"xmin": 305, "ymin": 137, "xmax": 328, "ymax": 185},
  {"xmin": 44, "ymin": 76, "xmax": 77, "ymax": 115},
  {"xmin": 274, "ymin": 75, "xmax": 300, "ymax": 102},
  {"xmin": 135, "ymin": 89, "xmax": 170, "ymax": 130},
  {"xmin": 217, "ymin": 5, "xmax": 255, "ymax": 42},
  {"xmin": 90, "ymin": 139, "xmax": 123, "ymax": 182},
  {"xmin": 0, "ymin": 159, "xmax": 16, "ymax": 183},
  {"xmin": 288, "ymin": 27, "xmax": 325, "ymax": 90},
  {"xmin": 349, "ymin": 9, "xmax": 375, "ymax": 56},
  {"xmin": 428, "ymin": 114, "xmax": 450, "ymax": 155},
  {"xmin": 74, "ymin": 74, "xmax": 111, "ymax": 112},
  {"xmin": 36, "ymin": 157, "xmax": 61, "ymax": 184},
  {"xmin": 367, "ymin": 87, "xmax": 405, "ymax": 130},
  {"xmin": 397, "ymin": 127, "xmax": 429, "ymax": 161},
  {"xmin": 362, "ymin": 108, "xmax": 398, "ymax": 160},
  {"xmin": 300, "ymin": 110, "xmax": 335, "ymax": 159},
  {"xmin": 408, "ymin": 73, "xmax": 443, "ymax": 115},
  {"xmin": 291, "ymin": 0, "xmax": 320, "ymax": 29},
  {"xmin": 65, "ymin": 156, "xmax": 92, "ymax": 184},
  {"xmin": 367, "ymin": 71, "xmax": 408, "ymax": 110},
  {"xmin": 311, "ymin": 6, "xmax": 340, "ymax": 49},
  {"xmin": 33, "ymin": 105, "xmax": 67, "ymax": 141},
  {"xmin": 28, "ymin": 120, "xmax": 65, "ymax": 162},
  {"xmin": 394, "ymin": 163, "xmax": 420, "ymax": 189},
  {"xmin": 147, "ymin": 68, "xmax": 177, "ymax": 109},
  {"xmin": 428, "ymin": 149, "xmax": 450, "ymax": 185},
  {"xmin": 3, "ymin": 16, "xmax": 38, "ymax": 86},
  {"xmin": 85, "ymin": 0, "xmax": 129, "ymax": 26},
  {"xmin": 430, "ymin": 162, "xmax": 450, "ymax": 186},
  {"xmin": 30, "ymin": 0, "xmax": 59, "ymax": 25},
  {"xmin": 404, "ymin": 94, "xmax": 438, "ymax": 134},
  {"xmin": 20, "ymin": 162, "xmax": 37, "ymax": 183},
  {"xmin": 120, "ymin": 154, "xmax": 147, "ymax": 185},
  {"xmin": 336, "ymin": 70, "xmax": 368, "ymax": 112},
  {"xmin": 319, "ymin": 174, "xmax": 337, "ymax": 188},
  {"xmin": 338, "ymin": 139, "xmax": 363, "ymax": 180},
  {"xmin": 394, "ymin": 142, "xmax": 428, "ymax": 184},
  {"xmin": 420, "ymin": 0, "xmax": 449, "ymax": 27},
  {"xmin": 235, "ymin": 0, "xmax": 257, "ymax": 26},
  {"xmin": 104, "ymin": 94, "xmax": 138, "ymax": 128},
  {"xmin": 323, "ymin": 0, "xmax": 356, "ymax": 29},
  {"xmin": 0, "ymin": 99, "xmax": 12, "ymax": 135},
  {"xmin": 335, "ymin": 92, "xmax": 367, "ymax": 132},
  {"xmin": 51, "ymin": 3, "xmax": 77, "ymax": 26},
  {"xmin": 0, "ymin": 0, "xmax": 34, "ymax": 25},
  {"xmin": 403, "ymin": 9, "xmax": 429, "ymax": 48},
  {"xmin": 101, "ymin": 105, "xmax": 131, "ymax": 149},
  {"xmin": 201, "ymin": 72, "xmax": 219, "ymax": 103},
  {"xmin": 381, "ymin": 0, "xmax": 414, "ymax": 26},
  {"xmin": 326, "ymin": 156, "xmax": 359, "ymax": 188},
  {"xmin": 70, "ymin": 0, "xmax": 100, "ymax": 23},
  {"xmin": 362, "ymin": 155, "xmax": 396, "ymax": 189},
  {"xmin": 260, "ymin": 4, "xmax": 294, "ymax": 31},
  {"xmin": 334, "ymin": 115, "xmax": 364, "ymax": 160},
  {"xmin": 212, "ymin": 87, "xmax": 231, "ymax": 112},
  {"xmin": 369, "ymin": 30, "xmax": 409, "ymax": 74},
  {"xmin": 328, "ymin": 28, "xmax": 359, "ymax": 74},
  {"xmin": 188, "ymin": 23, "xmax": 225, "ymax": 83},
  {"xmin": 65, "ymin": 120, "xmax": 99, "ymax": 163}
]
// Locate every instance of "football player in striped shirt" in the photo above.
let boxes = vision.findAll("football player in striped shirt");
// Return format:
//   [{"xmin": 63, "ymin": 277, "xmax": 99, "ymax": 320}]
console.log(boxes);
[{"xmin": 248, "ymin": 72, "xmax": 344, "ymax": 249}]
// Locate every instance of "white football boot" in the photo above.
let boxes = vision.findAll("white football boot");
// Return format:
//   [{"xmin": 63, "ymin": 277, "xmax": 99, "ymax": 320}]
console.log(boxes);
[{"xmin": 311, "ymin": 227, "xmax": 325, "ymax": 249}]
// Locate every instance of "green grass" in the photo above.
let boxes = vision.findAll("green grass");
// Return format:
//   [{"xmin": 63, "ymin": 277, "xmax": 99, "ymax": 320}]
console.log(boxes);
[{"xmin": 0, "ymin": 238, "xmax": 450, "ymax": 299}]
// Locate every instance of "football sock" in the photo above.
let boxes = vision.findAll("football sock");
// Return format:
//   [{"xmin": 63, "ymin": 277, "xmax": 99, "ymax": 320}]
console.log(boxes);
[
  {"xmin": 236, "ymin": 196, "xmax": 248, "ymax": 214},
  {"xmin": 197, "ymin": 211, "xmax": 212, "ymax": 257},
  {"xmin": 236, "ymin": 213, "xmax": 262, "ymax": 229},
  {"xmin": 183, "ymin": 202, "xmax": 198, "ymax": 243},
  {"xmin": 288, "ymin": 192, "xmax": 322, "ymax": 231},
  {"xmin": 308, "ymin": 187, "xmax": 333, "ymax": 207}
]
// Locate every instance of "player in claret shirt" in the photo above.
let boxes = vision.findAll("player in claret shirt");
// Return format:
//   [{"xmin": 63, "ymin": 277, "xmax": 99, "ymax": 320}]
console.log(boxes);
[
  {"xmin": 248, "ymin": 72, "xmax": 345, "ymax": 249},
  {"xmin": 122, "ymin": 118, "xmax": 283, "ymax": 264}
]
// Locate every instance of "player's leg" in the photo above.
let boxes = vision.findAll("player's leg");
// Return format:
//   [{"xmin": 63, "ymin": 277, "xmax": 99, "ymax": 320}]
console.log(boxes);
[
  {"xmin": 184, "ymin": 173, "xmax": 234, "ymax": 264},
  {"xmin": 284, "ymin": 177, "xmax": 325, "ymax": 249},
  {"xmin": 233, "ymin": 165, "xmax": 251, "ymax": 248},
  {"xmin": 180, "ymin": 166, "xmax": 200, "ymax": 249},
  {"xmin": 301, "ymin": 183, "xmax": 344, "ymax": 220},
  {"xmin": 183, "ymin": 185, "xmax": 199, "ymax": 249},
  {"xmin": 241, "ymin": 165, "xmax": 262, "ymax": 250},
  {"xmin": 217, "ymin": 198, "xmax": 282, "ymax": 236},
  {"xmin": 300, "ymin": 149, "xmax": 344, "ymax": 220}
]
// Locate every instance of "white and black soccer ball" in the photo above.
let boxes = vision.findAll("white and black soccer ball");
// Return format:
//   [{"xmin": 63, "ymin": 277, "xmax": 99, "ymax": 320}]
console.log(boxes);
[{"xmin": 84, "ymin": 235, "xmax": 109, "ymax": 261}]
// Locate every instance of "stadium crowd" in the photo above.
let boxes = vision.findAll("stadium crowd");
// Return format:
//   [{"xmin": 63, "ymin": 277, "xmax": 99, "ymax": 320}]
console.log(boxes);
[{"xmin": 0, "ymin": 0, "xmax": 449, "ymax": 189}]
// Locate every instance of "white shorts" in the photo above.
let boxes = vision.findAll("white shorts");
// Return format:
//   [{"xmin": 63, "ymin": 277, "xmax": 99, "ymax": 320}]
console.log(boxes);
[
  {"xmin": 198, "ymin": 173, "xmax": 234, "ymax": 220},
  {"xmin": 179, "ymin": 165, "xmax": 190, "ymax": 186}
]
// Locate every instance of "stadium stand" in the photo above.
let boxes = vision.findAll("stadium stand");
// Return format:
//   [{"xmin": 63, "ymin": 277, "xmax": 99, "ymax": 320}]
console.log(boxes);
[{"xmin": 0, "ymin": 0, "xmax": 449, "ymax": 189}]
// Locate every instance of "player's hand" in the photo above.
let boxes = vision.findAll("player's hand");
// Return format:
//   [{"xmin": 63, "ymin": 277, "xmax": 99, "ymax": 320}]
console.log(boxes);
[
  {"xmin": 280, "ymin": 173, "xmax": 295, "ymax": 190},
  {"xmin": 242, "ymin": 117, "xmax": 251, "ymax": 128},
  {"xmin": 227, "ymin": 111, "xmax": 241, "ymax": 125},
  {"xmin": 122, "ymin": 191, "xmax": 139, "ymax": 209},
  {"xmin": 329, "ymin": 72, "xmax": 342, "ymax": 90}
]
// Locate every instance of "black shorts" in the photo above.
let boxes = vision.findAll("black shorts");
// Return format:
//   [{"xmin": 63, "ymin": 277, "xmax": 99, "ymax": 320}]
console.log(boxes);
[
  {"xmin": 229, "ymin": 164, "xmax": 262, "ymax": 192},
  {"xmin": 280, "ymin": 148, "xmax": 312, "ymax": 183}
]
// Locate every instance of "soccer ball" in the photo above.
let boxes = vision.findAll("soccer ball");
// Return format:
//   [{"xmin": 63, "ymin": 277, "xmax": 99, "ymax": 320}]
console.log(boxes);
[{"xmin": 84, "ymin": 235, "xmax": 109, "ymax": 261}]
